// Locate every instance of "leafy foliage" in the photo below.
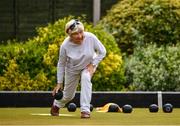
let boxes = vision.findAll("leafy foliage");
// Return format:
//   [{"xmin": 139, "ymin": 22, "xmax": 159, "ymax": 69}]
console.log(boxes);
[
  {"xmin": 125, "ymin": 43, "xmax": 180, "ymax": 91},
  {"xmin": 100, "ymin": 0, "xmax": 180, "ymax": 54}
]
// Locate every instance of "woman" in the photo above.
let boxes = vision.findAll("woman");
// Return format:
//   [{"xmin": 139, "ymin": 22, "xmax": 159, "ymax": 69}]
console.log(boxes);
[{"xmin": 50, "ymin": 19, "xmax": 106, "ymax": 118}]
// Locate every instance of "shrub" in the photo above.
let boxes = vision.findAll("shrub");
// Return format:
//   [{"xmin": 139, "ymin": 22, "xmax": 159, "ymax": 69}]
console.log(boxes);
[
  {"xmin": 125, "ymin": 43, "xmax": 180, "ymax": 91},
  {"xmin": 99, "ymin": 0, "xmax": 180, "ymax": 54},
  {"xmin": 0, "ymin": 45, "xmax": 51, "ymax": 91},
  {"xmin": 0, "ymin": 16, "xmax": 125, "ymax": 91}
]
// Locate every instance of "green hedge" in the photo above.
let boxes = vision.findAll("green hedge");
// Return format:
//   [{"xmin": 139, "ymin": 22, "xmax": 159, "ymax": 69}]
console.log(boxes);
[
  {"xmin": 0, "ymin": 16, "xmax": 125, "ymax": 91},
  {"xmin": 125, "ymin": 43, "xmax": 180, "ymax": 91},
  {"xmin": 99, "ymin": 0, "xmax": 180, "ymax": 54}
]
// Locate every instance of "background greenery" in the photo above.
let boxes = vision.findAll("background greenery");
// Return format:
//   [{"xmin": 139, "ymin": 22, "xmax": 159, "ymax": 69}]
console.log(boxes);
[
  {"xmin": 125, "ymin": 43, "xmax": 180, "ymax": 91},
  {"xmin": 99, "ymin": 0, "xmax": 180, "ymax": 91},
  {"xmin": 99, "ymin": 0, "xmax": 180, "ymax": 54}
]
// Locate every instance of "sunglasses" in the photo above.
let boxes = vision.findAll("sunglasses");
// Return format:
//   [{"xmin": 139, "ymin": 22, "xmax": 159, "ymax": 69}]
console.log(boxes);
[{"xmin": 68, "ymin": 19, "xmax": 80, "ymax": 32}]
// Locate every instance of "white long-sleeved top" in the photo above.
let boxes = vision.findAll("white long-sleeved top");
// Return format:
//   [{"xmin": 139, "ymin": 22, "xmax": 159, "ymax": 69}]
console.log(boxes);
[{"xmin": 57, "ymin": 32, "xmax": 106, "ymax": 84}]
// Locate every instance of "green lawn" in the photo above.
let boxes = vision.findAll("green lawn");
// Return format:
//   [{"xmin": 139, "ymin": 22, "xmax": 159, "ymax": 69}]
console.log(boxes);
[{"xmin": 0, "ymin": 108, "xmax": 180, "ymax": 125}]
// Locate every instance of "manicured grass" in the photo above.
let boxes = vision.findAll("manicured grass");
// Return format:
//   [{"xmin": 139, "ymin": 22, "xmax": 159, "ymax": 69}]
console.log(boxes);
[{"xmin": 0, "ymin": 108, "xmax": 180, "ymax": 125}]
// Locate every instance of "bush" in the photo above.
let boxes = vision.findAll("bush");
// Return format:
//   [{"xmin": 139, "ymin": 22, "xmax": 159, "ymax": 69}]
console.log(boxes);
[
  {"xmin": 0, "ymin": 16, "xmax": 125, "ymax": 91},
  {"xmin": 0, "ymin": 42, "xmax": 51, "ymax": 90},
  {"xmin": 125, "ymin": 43, "xmax": 180, "ymax": 91},
  {"xmin": 99, "ymin": 0, "xmax": 180, "ymax": 54}
]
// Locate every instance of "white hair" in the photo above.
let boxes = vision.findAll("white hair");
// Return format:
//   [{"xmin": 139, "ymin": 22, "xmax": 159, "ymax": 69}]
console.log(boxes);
[{"xmin": 65, "ymin": 19, "xmax": 84, "ymax": 35}]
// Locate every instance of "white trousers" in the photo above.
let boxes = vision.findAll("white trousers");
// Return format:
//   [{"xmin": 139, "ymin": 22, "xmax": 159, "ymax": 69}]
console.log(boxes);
[{"xmin": 53, "ymin": 68, "xmax": 93, "ymax": 113}]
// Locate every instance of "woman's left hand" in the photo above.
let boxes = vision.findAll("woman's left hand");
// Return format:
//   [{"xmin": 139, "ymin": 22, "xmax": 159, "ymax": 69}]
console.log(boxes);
[{"xmin": 86, "ymin": 63, "xmax": 95, "ymax": 76}]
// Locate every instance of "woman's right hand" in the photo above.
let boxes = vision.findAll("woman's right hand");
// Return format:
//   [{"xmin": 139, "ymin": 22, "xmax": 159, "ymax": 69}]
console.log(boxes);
[{"xmin": 52, "ymin": 83, "xmax": 63, "ymax": 96}]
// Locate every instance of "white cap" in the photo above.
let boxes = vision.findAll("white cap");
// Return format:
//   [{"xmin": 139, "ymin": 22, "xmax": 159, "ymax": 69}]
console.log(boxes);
[{"xmin": 65, "ymin": 19, "xmax": 84, "ymax": 35}]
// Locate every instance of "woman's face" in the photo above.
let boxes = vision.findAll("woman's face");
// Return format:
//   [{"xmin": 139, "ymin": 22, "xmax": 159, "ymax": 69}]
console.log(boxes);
[{"xmin": 70, "ymin": 31, "xmax": 84, "ymax": 44}]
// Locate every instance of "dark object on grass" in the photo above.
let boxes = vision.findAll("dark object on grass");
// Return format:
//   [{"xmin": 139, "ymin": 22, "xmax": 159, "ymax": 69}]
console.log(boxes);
[
  {"xmin": 149, "ymin": 104, "xmax": 159, "ymax": 112},
  {"xmin": 163, "ymin": 103, "xmax": 173, "ymax": 113},
  {"xmin": 67, "ymin": 103, "xmax": 77, "ymax": 112},
  {"xmin": 122, "ymin": 104, "xmax": 133, "ymax": 113},
  {"xmin": 108, "ymin": 103, "xmax": 119, "ymax": 112},
  {"xmin": 90, "ymin": 104, "xmax": 93, "ymax": 112}
]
